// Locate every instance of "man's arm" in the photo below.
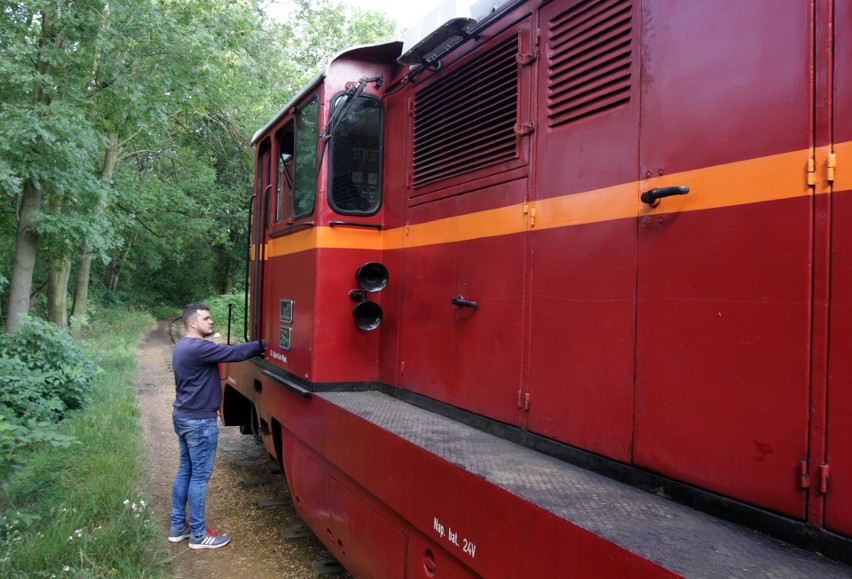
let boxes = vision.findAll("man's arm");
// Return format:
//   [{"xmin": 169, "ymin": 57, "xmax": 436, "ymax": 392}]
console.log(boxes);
[{"xmin": 194, "ymin": 339, "xmax": 265, "ymax": 364}]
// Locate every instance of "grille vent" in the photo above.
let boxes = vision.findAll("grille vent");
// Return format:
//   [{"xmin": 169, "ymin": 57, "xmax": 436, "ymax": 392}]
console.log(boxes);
[
  {"xmin": 412, "ymin": 35, "xmax": 519, "ymax": 188},
  {"xmin": 546, "ymin": 0, "xmax": 633, "ymax": 127}
]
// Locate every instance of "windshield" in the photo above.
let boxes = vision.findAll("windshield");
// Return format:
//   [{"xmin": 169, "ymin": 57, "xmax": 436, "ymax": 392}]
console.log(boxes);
[{"xmin": 328, "ymin": 93, "xmax": 384, "ymax": 215}]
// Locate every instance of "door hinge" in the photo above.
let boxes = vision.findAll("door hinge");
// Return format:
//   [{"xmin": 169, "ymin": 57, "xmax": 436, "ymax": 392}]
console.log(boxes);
[
  {"xmin": 819, "ymin": 463, "xmax": 830, "ymax": 495},
  {"xmin": 516, "ymin": 50, "xmax": 537, "ymax": 66},
  {"xmin": 514, "ymin": 122, "xmax": 535, "ymax": 135},
  {"xmin": 523, "ymin": 200, "xmax": 536, "ymax": 228},
  {"xmin": 827, "ymin": 152, "xmax": 836, "ymax": 183},
  {"xmin": 517, "ymin": 390, "xmax": 531, "ymax": 412},
  {"xmin": 799, "ymin": 459, "xmax": 810, "ymax": 489},
  {"xmin": 807, "ymin": 157, "xmax": 817, "ymax": 187}
]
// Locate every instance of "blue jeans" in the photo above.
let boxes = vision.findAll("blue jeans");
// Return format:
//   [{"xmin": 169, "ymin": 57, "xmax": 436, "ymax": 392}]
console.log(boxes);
[{"xmin": 170, "ymin": 417, "xmax": 218, "ymax": 536}]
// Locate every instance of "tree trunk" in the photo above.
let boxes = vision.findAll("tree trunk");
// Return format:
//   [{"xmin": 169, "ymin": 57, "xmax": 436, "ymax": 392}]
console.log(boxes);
[
  {"xmin": 47, "ymin": 256, "xmax": 71, "ymax": 327},
  {"xmin": 46, "ymin": 187, "xmax": 72, "ymax": 327},
  {"xmin": 6, "ymin": 11, "xmax": 55, "ymax": 333},
  {"xmin": 71, "ymin": 246, "xmax": 93, "ymax": 321},
  {"xmin": 72, "ymin": 132, "xmax": 119, "ymax": 322},
  {"xmin": 225, "ymin": 260, "xmax": 234, "ymax": 293},
  {"xmin": 108, "ymin": 232, "xmax": 135, "ymax": 292},
  {"xmin": 6, "ymin": 182, "xmax": 44, "ymax": 332}
]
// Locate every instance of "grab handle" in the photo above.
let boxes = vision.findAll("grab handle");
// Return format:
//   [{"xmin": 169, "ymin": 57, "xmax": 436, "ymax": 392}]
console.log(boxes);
[
  {"xmin": 641, "ymin": 185, "xmax": 689, "ymax": 205},
  {"xmin": 451, "ymin": 296, "xmax": 478, "ymax": 309}
]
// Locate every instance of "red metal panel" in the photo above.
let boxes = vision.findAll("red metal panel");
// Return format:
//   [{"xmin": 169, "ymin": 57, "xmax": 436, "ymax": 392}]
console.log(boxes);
[
  {"xmin": 453, "ymin": 184, "xmax": 526, "ymax": 424},
  {"xmin": 264, "ymin": 250, "xmax": 315, "ymax": 378},
  {"xmin": 406, "ymin": 528, "xmax": 480, "ymax": 578},
  {"xmin": 312, "ymin": 247, "xmax": 385, "ymax": 383},
  {"xmin": 284, "ymin": 435, "xmax": 329, "ymax": 537},
  {"xmin": 825, "ymin": 0, "xmax": 852, "ymax": 537},
  {"xmin": 635, "ymin": 0, "xmax": 812, "ymax": 516},
  {"xmin": 399, "ymin": 184, "xmax": 525, "ymax": 424},
  {"xmin": 263, "ymin": 245, "xmax": 387, "ymax": 384},
  {"xmin": 399, "ymin": 197, "xmax": 458, "ymax": 401},
  {"xmin": 527, "ymin": 221, "xmax": 636, "ymax": 461},
  {"xmin": 639, "ymin": 0, "xmax": 811, "ymax": 171},
  {"xmin": 526, "ymin": 0, "xmax": 640, "ymax": 461},
  {"xmin": 326, "ymin": 475, "xmax": 407, "ymax": 578},
  {"xmin": 282, "ymin": 395, "xmax": 676, "ymax": 578}
]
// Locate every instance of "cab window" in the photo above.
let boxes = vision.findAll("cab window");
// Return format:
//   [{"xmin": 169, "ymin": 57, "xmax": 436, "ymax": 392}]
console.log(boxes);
[
  {"xmin": 294, "ymin": 97, "xmax": 319, "ymax": 218},
  {"xmin": 329, "ymin": 94, "xmax": 383, "ymax": 215}
]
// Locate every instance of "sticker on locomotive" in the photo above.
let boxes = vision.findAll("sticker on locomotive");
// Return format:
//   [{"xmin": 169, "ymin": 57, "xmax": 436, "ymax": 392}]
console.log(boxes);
[{"xmin": 433, "ymin": 516, "xmax": 477, "ymax": 559}]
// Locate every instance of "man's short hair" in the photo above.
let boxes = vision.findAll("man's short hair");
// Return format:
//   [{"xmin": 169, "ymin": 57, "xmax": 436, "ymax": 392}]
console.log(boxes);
[{"xmin": 182, "ymin": 302, "xmax": 209, "ymax": 328}]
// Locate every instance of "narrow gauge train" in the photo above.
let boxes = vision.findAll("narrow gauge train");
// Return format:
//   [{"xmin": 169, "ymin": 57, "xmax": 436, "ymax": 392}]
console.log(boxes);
[{"xmin": 220, "ymin": 0, "xmax": 852, "ymax": 576}]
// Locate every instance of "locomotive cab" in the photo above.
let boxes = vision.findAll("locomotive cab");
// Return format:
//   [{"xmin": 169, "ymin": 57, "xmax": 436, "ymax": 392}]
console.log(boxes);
[{"xmin": 244, "ymin": 43, "xmax": 401, "ymax": 392}]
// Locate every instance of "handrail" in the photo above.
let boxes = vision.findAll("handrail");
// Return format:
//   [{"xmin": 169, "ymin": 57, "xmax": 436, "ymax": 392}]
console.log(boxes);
[
  {"xmin": 257, "ymin": 183, "xmax": 272, "ymax": 341},
  {"xmin": 243, "ymin": 193, "xmax": 255, "ymax": 343},
  {"xmin": 268, "ymin": 221, "xmax": 315, "ymax": 238},
  {"xmin": 328, "ymin": 221, "xmax": 383, "ymax": 230}
]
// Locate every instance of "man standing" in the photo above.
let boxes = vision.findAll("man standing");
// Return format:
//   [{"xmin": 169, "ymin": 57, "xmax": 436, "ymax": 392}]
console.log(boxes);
[{"xmin": 168, "ymin": 302, "xmax": 265, "ymax": 549}]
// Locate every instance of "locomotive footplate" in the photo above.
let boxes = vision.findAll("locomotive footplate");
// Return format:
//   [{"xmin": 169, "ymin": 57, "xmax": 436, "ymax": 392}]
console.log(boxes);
[{"xmin": 319, "ymin": 390, "xmax": 850, "ymax": 577}]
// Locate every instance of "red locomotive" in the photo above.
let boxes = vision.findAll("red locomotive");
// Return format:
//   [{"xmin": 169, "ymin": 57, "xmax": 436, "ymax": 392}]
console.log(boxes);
[{"xmin": 221, "ymin": 0, "xmax": 852, "ymax": 575}]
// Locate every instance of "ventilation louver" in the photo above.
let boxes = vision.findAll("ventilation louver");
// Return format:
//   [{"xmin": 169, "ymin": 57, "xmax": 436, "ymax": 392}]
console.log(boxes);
[
  {"xmin": 546, "ymin": 0, "xmax": 633, "ymax": 127},
  {"xmin": 412, "ymin": 35, "xmax": 519, "ymax": 188}
]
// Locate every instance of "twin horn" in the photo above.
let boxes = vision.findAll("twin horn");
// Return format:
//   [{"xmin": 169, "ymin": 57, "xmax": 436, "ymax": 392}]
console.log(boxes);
[{"xmin": 352, "ymin": 262, "xmax": 388, "ymax": 330}]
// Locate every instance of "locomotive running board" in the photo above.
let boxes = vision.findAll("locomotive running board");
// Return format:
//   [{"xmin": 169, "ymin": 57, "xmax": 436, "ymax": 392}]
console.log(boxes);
[{"xmin": 317, "ymin": 390, "xmax": 850, "ymax": 576}]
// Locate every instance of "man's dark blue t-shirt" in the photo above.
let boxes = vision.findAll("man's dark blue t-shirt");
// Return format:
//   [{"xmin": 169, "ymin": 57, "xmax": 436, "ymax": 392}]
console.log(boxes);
[{"xmin": 172, "ymin": 338, "xmax": 264, "ymax": 419}]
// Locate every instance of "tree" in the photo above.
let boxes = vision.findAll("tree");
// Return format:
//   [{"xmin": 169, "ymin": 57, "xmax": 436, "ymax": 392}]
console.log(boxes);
[
  {"xmin": 1, "ymin": 2, "xmax": 105, "ymax": 331},
  {"xmin": 1, "ymin": 0, "xmax": 398, "ymax": 328}
]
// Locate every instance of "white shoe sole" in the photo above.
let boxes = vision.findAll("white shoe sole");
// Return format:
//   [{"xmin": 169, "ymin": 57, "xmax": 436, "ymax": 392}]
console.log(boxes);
[{"xmin": 189, "ymin": 537, "xmax": 230, "ymax": 549}]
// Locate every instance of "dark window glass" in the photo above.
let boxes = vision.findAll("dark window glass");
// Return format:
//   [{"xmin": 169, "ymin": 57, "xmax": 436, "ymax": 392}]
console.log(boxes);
[
  {"xmin": 329, "ymin": 94, "xmax": 383, "ymax": 215},
  {"xmin": 275, "ymin": 125, "xmax": 294, "ymax": 223},
  {"xmin": 294, "ymin": 98, "xmax": 319, "ymax": 218}
]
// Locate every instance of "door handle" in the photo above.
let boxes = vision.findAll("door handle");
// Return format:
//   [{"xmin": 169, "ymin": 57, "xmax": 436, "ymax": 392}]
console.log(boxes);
[
  {"xmin": 451, "ymin": 296, "xmax": 478, "ymax": 309},
  {"xmin": 641, "ymin": 185, "xmax": 689, "ymax": 205}
]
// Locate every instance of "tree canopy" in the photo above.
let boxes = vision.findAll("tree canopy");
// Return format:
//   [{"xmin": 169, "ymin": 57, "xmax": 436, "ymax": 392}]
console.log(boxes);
[{"xmin": 0, "ymin": 0, "xmax": 398, "ymax": 330}]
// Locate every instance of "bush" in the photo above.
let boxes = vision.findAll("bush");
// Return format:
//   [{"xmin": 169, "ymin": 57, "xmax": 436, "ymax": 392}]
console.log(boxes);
[
  {"xmin": 0, "ymin": 415, "xmax": 77, "ymax": 486},
  {"xmin": 0, "ymin": 309, "xmax": 170, "ymax": 577},
  {"xmin": 0, "ymin": 315, "xmax": 97, "ymax": 423}
]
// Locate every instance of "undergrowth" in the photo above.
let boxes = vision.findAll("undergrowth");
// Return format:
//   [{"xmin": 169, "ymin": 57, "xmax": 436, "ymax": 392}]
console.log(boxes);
[{"xmin": 0, "ymin": 310, "xmax": 172, "ymax": 577}]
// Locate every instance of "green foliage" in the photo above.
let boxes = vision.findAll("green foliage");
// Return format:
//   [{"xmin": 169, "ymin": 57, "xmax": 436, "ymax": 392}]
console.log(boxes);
[
  {"xmin": 0, "ymin": 315, "xmax": 97, "ymax": 423},
  {"xmin": 0, "ymin": 309, "xmax": 170, "ymax": 577},
  {"xmin": 0, "ymin": 416, "xmax": 78, "ymax": 488},
  {"xmin": 0, "ymin": 0, "xmax": 398, "ymax": 324},
  {"xmin": 203, "ymin": 289, "xmax": 248, "ymax": 343}
]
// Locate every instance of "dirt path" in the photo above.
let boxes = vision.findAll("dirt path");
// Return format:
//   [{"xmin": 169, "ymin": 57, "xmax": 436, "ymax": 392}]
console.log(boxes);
[{"xmin": 136, "ymin": 320, "xmax": 349, "ymax": 578}]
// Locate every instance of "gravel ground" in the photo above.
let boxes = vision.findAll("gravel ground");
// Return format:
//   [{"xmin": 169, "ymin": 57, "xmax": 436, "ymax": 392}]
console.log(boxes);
[{"xmin": 136, "ymin": 320, "xmax": 351, "ymax": 578}]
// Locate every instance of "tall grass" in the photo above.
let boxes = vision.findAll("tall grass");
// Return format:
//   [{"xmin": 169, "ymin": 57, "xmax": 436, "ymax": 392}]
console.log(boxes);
[{"xmin": 0, "ymin": 310, "xmax": 172, "ymax": 577}]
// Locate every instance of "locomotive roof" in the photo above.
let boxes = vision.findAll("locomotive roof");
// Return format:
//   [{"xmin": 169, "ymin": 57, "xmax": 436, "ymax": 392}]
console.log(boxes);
[{"xmin": 250, "ymin": 41, "xmax": 402, "ymax": 146}]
